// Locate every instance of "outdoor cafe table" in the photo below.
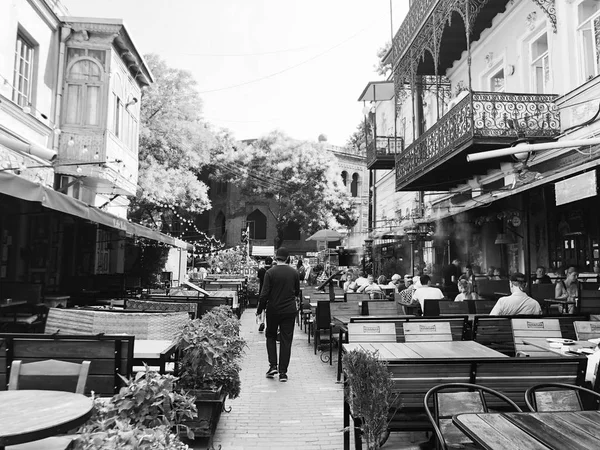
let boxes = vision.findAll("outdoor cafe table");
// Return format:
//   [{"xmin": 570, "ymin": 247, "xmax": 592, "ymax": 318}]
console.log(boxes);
[
  {"xmin": 522, "ymin": 338, "xmax": 596, "ymax": 357},
  {"xmin": 453, "ymin": 410, "xmax": 600, "ymax": 450},
  {"xmin": 343, "ymin": 341, "xmax": 507, "ymax": 360},
  {"xmin": 0, "ymin": 390, "xmax": 93, "ymax": 448},
  {"xmin": 133, "ymin": 339, "xmax": 178, "ymax": 374}
]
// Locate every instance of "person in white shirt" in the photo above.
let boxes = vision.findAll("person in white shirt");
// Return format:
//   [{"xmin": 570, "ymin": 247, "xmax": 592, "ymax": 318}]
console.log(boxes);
[
  {"xmin": 357, "ymin": 275, "xmax": 383, "ymax": 296},
  {"xmin": 454, "ymin": 279, "xmax": 481, "ymax": 302},
  {"xmin": 412, "ymin": 275, "xmax": 444, "ymax": 311},
  {"xmin": 354, "ymin": 271, "xmax": 368, "ymax": 289},
  {"xmin": 490, "ymin": 272, "xmax": 542, "ymax": 316}
]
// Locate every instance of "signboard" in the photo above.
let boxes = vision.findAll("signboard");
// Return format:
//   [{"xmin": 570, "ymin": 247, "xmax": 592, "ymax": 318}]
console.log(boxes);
[{"xmin": 555, "ymin": 171, "xmax": 597, "ymax": 206}]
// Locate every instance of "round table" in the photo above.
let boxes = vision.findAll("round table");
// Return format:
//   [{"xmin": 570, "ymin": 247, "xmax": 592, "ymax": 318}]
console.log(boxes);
[{"xmin": 0, "ymin": 390, "xmax": 93, "ymax": 447}]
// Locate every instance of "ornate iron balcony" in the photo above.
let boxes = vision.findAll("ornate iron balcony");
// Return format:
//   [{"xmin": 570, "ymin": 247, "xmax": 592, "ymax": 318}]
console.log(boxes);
[
  {"xmin": 367, "ymin": 136, "xmax": 404, "ymax": 170},
  {"xmin": 395, "ymin": 91, "xmax": 560, "ymax": 190}
]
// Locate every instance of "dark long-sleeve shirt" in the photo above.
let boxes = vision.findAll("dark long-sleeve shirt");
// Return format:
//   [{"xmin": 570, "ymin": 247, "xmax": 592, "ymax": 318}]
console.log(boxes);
[{"xmin": 257, "ymin": 263, "xmax": 299, "ymax": 315}]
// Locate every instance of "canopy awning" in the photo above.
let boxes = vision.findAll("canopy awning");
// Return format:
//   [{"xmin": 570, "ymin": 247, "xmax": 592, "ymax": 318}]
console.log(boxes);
[
  {"xmin": 0, "ymin": 171, "xmax": 189, "ymax": 249},
  {"xmin": 251, "ymin": 245, "xmax": 274, "ymax": 257},
  {"xmin": 357, "ymin": 81, "xmax": 395, "ymax": 102}
]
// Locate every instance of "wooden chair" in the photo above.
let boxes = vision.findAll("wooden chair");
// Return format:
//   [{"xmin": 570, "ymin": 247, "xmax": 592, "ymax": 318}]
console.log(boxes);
[
  {"xmin": 7, "ymin": 359, "xmax": 91, "ymax": 450},
  {"xmin": 361, "ymin": 301, "xmax": 399, "ymax": 316},
  {"xmin": 313, "ymin": 301, "xmax": 333, "ymax": 363},
  {"xmin": 438, "ymin": 301, "xmax": 469, "ymax": 316},
  {"xmin": 424, "ymin": 382, "xmax": 522, "ymax": 450},
  {"xmin": 345, "ymin": 293, "xmax": 371, "ymax": 303},
  {"xmin": 530, "ymin": 284, "xmax": 556, "ymax": 310},
  {"xmin": 403, "ymin": 321, "xmax": 452, "ymax": 342},
  {"xmin": 525, "ymin": 382, "xmax": 600, "ymax": 412},
  {"xmin": 573, "ymin": 321, "xmax": 600, "ymax": 341},
  {"xmin": 511, "ymin": 318, "xmax": 561, "ymax": 357}
]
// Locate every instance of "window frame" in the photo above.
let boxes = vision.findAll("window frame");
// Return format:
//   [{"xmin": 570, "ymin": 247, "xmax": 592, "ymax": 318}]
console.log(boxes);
[
  {"xmin": 12, "ymin": 31, "xmax": 37, "ymax": 109},
  {"xmin": 528, "ymin": 29, "xmax": 550, "ymax": 94},
  {"xmin": 63, "ymin": 54, "xmax": 105, "ymax": 128},
  {"xmin": 575, "ymin": 0, "xmax": 600, "ymax": 83}
]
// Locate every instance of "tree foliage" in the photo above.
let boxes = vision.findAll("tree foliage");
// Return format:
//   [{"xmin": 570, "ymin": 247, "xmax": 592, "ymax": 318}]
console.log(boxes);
[
  {"xmin": 130, "ymin": 54, "xmax": 234, "ymax": 231},
  {"xmin": 374, "ymin": 41, "xmax": 392, "ymax": 77},
  {"xmin": 212, "ymin": 130, "xmax": 358, "ymax": 248}
]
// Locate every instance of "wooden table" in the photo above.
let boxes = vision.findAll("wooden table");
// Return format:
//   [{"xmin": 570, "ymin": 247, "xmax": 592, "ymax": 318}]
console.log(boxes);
[
  {"xmin": 453, "ymin": 411, "xmax": 600, "ymax": 449},
  {"xmin": 343, "ymin": 341, "xmax": 507, "ymax": 360},
  {"xmin": 133, "ymin": 339, "xmax": 178, "ymax": 374},
  {"xmin": 0, "ymin": 299, "xmax": 27, "ymax": 309},
  {"xmin": 43, "ymin": 295, "xmax": 70, "ymax": 308},
  {"xmin": 523, "ymin": 338, "xmax": 596, "ymax": 356},
  {"xmin": 0, "ymin": 390, "xmax": 93, "ymax": 448}
]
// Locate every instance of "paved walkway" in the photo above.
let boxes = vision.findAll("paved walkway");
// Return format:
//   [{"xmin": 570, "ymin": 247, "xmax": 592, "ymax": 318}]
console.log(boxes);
[{"xmin": 192, "ymin": 308, "xmax": 427, "ymax": 450}]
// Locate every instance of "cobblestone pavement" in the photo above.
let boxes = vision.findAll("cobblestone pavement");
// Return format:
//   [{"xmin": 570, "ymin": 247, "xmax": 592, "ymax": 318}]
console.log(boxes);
[{"xmin": 190, "ymin": 308, "xmax": 428, "ymax": 450}]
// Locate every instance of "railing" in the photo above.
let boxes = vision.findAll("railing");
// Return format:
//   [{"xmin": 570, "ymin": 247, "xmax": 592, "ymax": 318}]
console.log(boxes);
[
  {"xmin": 395, "ymin": 91, "xmax": 560, "ymax": 189},
  {"xmin": 366, "ymin": 136, "xmax": 404, "ymax": 168},
  {"xmin": 392, "ymin": 0, "xmax": 436, "ymax": 62}
]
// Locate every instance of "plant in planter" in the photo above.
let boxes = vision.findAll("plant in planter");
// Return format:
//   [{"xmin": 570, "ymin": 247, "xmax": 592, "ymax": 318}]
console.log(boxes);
[
  {"xmin": 342, "ymin": 349, "xmax": 398, "ymax": 450},
  {"xmin": 174, "ymin": 305, "xmax": 247, "ymax": 437},
  {"xmin": 73, "ymin": 367, "xmax": 197, "ymax": 449}
]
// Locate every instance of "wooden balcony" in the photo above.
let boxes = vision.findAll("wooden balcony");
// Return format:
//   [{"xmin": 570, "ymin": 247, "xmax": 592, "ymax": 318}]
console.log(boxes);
[
  {"xmin": 367, "ymin": 137, "xmax": 403, "ymax": 170},
  {"xmin": 395, "ymin": 91, "xmax": 560, "ymax": 191}
]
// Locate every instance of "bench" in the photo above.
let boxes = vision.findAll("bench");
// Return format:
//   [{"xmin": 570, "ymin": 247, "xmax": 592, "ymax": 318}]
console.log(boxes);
[
  {"xmin": 0, "ymin": 333, "xmax": 134, "ymax": 396},
  {"xmin": 472, "ymin": 315, "xmax": 590, "ymax": 356},
  {"xmin": 361, "ymin": 301, "xmax": 400, "ymax": 316},
  {"xmin": 125, "ymin": 298, "xmax": 198, "ymax": 318},
  {"xmin": 475, "ymin": 279, "xmax": 511, "ymax": 299},
  {"xmin": 424, "ymin": 299, "xmax": 498, "ymax": 317},
  {"xmin": 344, "ymin": 356, "xmax": 588, "ymax": 450},
  {"xmin": 144, "ymin": 295, "xmax": 234, "ymax": 318}
]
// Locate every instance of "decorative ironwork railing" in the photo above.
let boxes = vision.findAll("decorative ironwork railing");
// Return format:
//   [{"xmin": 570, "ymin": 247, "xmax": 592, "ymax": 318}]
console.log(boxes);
[
  {"xmin": 367, "ymin": 136, "xmax": 404, "ymax": 167},
  {"xmin": 395, "ymin": 91, "xmax": 560, "ymax": 189}
]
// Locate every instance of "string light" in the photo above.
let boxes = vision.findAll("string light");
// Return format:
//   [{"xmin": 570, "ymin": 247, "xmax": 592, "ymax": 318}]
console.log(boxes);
[
  {"xmin": 82, "ymin": 145, "xmax": 88, "ymax": 153},
  {"xmin": 67, "ymin": 137, "xmax": 75, "ymax": 147}
]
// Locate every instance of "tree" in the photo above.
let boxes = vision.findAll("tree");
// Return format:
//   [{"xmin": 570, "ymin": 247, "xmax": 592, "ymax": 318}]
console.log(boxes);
[
  {"xmin": 212, "ymin": 130, "xmax": 358, "ymax": 248},
  {"xmin": 374, "ymin": 41, "xmax": 392, "ymax": 77},
  {"xmin": 346, "ymin": 120, "xmax": 371, "ymax": 152},
  {"xmin": 130, "ymin": 54, "xmax": 233, "ymax": 232}
]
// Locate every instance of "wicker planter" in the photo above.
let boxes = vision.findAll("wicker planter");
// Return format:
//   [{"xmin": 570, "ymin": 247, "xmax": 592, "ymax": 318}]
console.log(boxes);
[{"xmin": 184, "ymin": 387, "xmax": 226, "ymax": 438}]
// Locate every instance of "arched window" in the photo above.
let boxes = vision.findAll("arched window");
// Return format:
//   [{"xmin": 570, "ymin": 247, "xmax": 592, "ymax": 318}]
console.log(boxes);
[
  {"xmin": 341, "ymin": 171, "xmax": 348, "ymax": 186},
  {"xmin": 351, "ymin": 173, "xmax": 359, "ymax": 197},
  {"xmin": 215, "ymin": 211, "xmax": 226, "ymax": 240},
  {"xmin": 64, "ymin": 57, "xmax": 103, "ymax": 126},
  {"xmin": 247, "ymin": 209, "xmax": 267, "ymax": 240},
  {"xmin": 282, "ymin": 222, "xmax": 301, "ymax": 241}
]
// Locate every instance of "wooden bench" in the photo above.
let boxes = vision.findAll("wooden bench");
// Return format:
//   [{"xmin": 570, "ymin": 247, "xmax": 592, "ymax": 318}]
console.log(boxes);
[
  {"xmin": 144, "ymin": 295, "xmax": 234, "ymax": 318},
  {"xmin": 403, "ymin": 322, "xmax": 452, "ymax": 342},
  {"xmin": 574, "ymin": 321, "xmax": 600, "ymax": 341},
  {"xmin": 424, "ymin": 299, "xmax": 498, "ymax": 316},
  {"xmin": 0, "ymin": 333, "xmax": 133, "ymax": 396},
  {"xmin": 472, "ymin": 315, "xmax": 590, "ymax": 356},
  {"xmin": 343, "ymin": 356, "xmax": 588, "ymax": 450},
  {"xmin": 512, "ymin": 318, "xmax": 562, "ymax": 356},
  {"xmin": 361, "ymin": 301, "xmax": 400, "ymax": 316},
  {"xmin": 475, "ymin": 279, "xmax": 511, "ymax": 299},
  {"xmin": 125, "ymin": 299, "xmax": 198, "ymax": 318}
]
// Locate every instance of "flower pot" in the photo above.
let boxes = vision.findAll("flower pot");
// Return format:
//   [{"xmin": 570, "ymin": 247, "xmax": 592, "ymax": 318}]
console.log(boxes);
[{"xmin": 184, "ymin": 387, "xmax": 226, "ymax": 438}]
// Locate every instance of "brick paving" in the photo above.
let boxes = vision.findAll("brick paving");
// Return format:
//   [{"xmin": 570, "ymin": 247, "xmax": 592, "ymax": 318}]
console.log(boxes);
[{"xmin": 191, "ymin": 308, "xmax": 427, "ymax": 450}]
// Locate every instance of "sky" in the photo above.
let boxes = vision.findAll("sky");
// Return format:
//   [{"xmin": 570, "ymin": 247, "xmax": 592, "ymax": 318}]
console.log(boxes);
[{"xmin": 61, "ymin": 0, "xmax": 408, "ymax": 146}]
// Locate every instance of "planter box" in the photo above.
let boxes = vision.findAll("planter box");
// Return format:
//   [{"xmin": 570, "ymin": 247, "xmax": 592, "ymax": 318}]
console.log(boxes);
[{"xmin": 184, "ymin": 388, "xmax": 226, "ymax": 438}]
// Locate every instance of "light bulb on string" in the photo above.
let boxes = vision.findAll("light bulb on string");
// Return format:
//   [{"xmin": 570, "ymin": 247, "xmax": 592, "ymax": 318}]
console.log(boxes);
[
  {"xmin": 93, "ymin": 152, "xmax": 99, "ymax": 160},
  {"xmin": 23, "ymin": 104, "xmax": 31, "ymax": 114},
  {"xmin": 82, "ymin": 145, "xmax": 88, "ymax": 153},
  {"xmin": 76, "ymin": 165, "xmax": 83, "ymax": 174},
  {"xmin": 68, "ymin": 137, "xmax": 75, "ymax": 147},
  {"xmin": 53, "ymin": 128, "xmax": 61, "ymax": 135}
]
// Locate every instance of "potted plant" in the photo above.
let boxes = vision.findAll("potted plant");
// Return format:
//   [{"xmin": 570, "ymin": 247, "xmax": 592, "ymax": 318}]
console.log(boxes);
[
  {"xmin": 342, "ymin": 349, "xmax": 398, "ymax": 450},
  {"xmin": 73, "ymin": 367, "xmax": 197, "ymax": 449},
  {"xmin": 174, "ymin": 305, "xmax": 247, "ymax": 437}
]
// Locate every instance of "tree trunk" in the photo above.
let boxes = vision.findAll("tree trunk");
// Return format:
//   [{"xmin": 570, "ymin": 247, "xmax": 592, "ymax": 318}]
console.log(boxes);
[{"xmin": 274, "ymin": 223, "xmax": 285, "ymax": 249}]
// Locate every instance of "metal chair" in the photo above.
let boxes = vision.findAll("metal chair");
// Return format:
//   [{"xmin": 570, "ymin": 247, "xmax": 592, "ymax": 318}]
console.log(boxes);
[
  {"xmin": 313, "ymin": 301, "xmax": 334, "ymax": 364},
  {"xmin": 525, "ymin": 382, "xmax": 600, "ymax": 412},
  {"xmin": 424, "ymin": 382, "xmax": 522, "ymax": 450}
]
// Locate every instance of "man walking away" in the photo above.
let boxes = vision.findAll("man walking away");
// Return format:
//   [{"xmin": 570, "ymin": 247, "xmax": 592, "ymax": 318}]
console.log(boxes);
[{"xmin": 257, "ymin": 247, "xmax": 299, "ymax": 382}]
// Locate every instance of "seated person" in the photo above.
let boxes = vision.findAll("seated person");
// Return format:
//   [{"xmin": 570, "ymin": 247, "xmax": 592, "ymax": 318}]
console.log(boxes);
[
  {"xmin": 490, "ymin": 272, "xmax": 542, "ymax": 316},
  {"xmin": 377, "ymin": 275, "xmax": 388, "ymax": 285},
  {"xmin": 532, "ymin": 265, "xmax": 552, "ymax": 284},
  {"xmin": 412, "ymin": 274, "xmax": 445, "ymax": 311},
  {"xmin": 397, "ymin": 276, "xmax": 420, "ymax": 308},
  {"xmin": 354, "ymin": 271, "xmax": 368, "ymax": 289},
  {"xmin": 344, "ymin": 271, "xmax": 358, "ymax": 293},
  {"xmin": 454, "ymin": 279, "xmax": 480, "ymax": 302},
  {"xmin": 357, "ymin": 275, "xmax": 384, "ymax": 296},
  {"xmin": 389, "ymin": 274, "xmax": 403, "ymax": 293}
]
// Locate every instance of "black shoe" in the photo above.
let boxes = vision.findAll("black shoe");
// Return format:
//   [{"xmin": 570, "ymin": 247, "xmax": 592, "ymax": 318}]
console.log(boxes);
[
  {"xmin": 258, "ymin": 323, "xmax": 265, "ymax": 332},
  {"xmin": 279, "ymin": 373, "xmax": 288, "ymax": 382},
  {"xmin": 266, "ymin": 366, "xmax": 278, "ymax": 378}
]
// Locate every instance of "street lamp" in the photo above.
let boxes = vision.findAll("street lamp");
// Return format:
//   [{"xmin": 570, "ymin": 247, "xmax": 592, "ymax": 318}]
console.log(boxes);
[{"xmin": 405, "ymin": 226, "xmax": 420, "ymax": 277}]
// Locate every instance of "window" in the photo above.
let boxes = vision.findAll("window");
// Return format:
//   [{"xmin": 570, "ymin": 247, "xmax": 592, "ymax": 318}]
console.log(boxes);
[
  {"xmin": 490, "ymin": 68, "xmax": 505, "ymax": 92},
  {"xmin": 351, "ymin": 173, "xmax": 359, "ymax": 197},
  {"xmin": 577, "ymin": 0, "xmax": 600, "ymax": 81},
  {"xmin": 12, "ymin": 33, "xmax": 35, "ymax": 108},
  {"xmin": 247, "ymin": 209, "xmax": 267, "ymax": 240},
  {"xmin": 64, "ymin": 50, "xmax": 105, "ymax": 126},
  {"xmin": 530, "ymin": 32, "xmax": 550, "ymax": 93}
]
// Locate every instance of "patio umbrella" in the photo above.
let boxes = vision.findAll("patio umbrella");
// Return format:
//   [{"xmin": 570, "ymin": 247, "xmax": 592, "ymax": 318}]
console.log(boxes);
[{"xmin": 305, "ymin": 229, "xmax": 343, "ymax": 242}]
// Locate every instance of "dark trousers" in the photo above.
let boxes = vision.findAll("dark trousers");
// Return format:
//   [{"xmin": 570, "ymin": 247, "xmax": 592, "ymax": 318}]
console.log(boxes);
[{"xmin": 265, "ymin": 311, "xmax": 296, "ymax": 374}]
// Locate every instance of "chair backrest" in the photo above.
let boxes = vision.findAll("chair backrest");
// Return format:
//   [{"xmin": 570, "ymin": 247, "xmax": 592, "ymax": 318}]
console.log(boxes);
[
  {"xmin": 403, "ymin": 321, "xmax": 452, "ymax": 342},
  {"xmin": 474, "ymin": 300, "xmax": 497, "ymax": 314},
  {"xmin": 315, "ymin": 301, "xmax": 331, "ymax": 329},
  {"xmin": 438, "ymin": 301, "xmax": 470, "ymax": 316},
  {"xmin": 126, "ymin": 299, "xmax": 198, "ymax": 318},
  {"xmin": 511, "ymin": 318, "xmax": 562, "ymax": 356},
  {"xmin": 475, "ymin": 279, "xmax": 511, "ymax": 299},
  {"xmin": 347, "ymin": 322, "xmax": 397, "ymax": 343},
  {"xmin": 578, "ymin": 290, "xmax": 600, "ymax": 315},
  {"xmin": 8, "ymin": 359, "xmax": 90, "ymax": 394},
  {"xmin": 329, "ymin": 302, "xmax": 361, "ymax": 319},
  {"xmin": 524, "ymin": 382, "xmax": 600, "ymax": 412},
  {"xmin": 530, "ymin": 284, "xmax": 556, "ymax": 304},
  {"xmin": 424, "ymin": 382, "xmax": 522, "ymax": 450},
  {"xmin": 345, "ymin": 293, "xmax": 371, "ymax": 303},
  {"xmin": 581, "ymin": 283, "xmax": 600, "ymax": 291},
  {"xmin": 573, "ymin": 321, "xmax": 600, "ymax": 341},
  {"xmin": 309, "ymin": 293, "xmax": 331, "ymax": 303},
  {"xmin": 362, "ymin": 301, "xmax": 399, "ymax": 316}
]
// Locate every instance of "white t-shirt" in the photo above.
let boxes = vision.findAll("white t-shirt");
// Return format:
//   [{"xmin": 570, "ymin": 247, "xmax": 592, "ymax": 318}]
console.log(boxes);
[
  {"xmin": 412, "ymin": 286, "xmax": 445, "ymax": 310},
  {"xmin": 489, "ymin": 291, "xmax": 542, "ymax": 316}
]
